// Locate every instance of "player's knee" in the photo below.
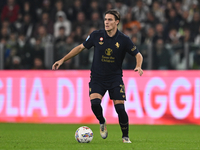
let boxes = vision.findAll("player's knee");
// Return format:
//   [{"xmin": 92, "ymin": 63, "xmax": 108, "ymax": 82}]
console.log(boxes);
[
  {"xmin": 114, "ymin": 104, "xmax": 125, "ymax": 114},
  {"xmin": 91, "ymin": 98, "xmax": 101, "ymax": 106}
]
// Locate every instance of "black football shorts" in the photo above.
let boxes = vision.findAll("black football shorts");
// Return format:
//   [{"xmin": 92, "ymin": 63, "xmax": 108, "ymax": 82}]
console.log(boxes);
[{"xmin": 89, "ymin": 77, "xmax": 126, "ymax": 100}]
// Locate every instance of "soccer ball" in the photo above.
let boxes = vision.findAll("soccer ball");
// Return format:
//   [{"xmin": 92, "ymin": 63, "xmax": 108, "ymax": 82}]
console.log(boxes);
[{"xmin": 75, "ymin": 126, "xmax": 93, "ymax": 143}]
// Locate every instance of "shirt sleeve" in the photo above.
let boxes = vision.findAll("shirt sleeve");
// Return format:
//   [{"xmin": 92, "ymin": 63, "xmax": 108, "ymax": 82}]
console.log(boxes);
[
  {"xmin": 83, "ymin": 31, "xmax": 94, "ymax": 49},
  {"xmin": 125, "ymin": 36, "xmax": 139, "ymax": 56}
]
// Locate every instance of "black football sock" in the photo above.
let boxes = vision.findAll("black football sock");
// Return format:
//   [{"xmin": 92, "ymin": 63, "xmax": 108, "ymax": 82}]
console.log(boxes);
[
  {"xmin": 91, "ymin": 98, "xmax": 105, "ymax": 124},
  {"xmin": 114, "ymin": 104, "xmax": 129, "ymax": 138}
]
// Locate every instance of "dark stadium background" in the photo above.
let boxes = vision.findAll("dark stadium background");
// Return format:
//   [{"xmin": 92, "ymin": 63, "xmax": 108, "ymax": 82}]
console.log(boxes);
[{"xmin": 0, "ymin": 0, "xmax": 200, "ymax": 70}]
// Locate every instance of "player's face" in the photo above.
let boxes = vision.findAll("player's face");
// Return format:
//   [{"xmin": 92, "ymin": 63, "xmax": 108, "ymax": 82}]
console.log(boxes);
[{"xmin": 104, "ymin": 14, "xmax": 119, "ymax": 31}]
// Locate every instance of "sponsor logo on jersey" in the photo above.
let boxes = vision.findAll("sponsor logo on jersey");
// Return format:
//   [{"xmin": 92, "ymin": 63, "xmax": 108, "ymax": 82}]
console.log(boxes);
[{"xmin": 105, "ymin": 48, "xmax": 113, "ymax": 56}]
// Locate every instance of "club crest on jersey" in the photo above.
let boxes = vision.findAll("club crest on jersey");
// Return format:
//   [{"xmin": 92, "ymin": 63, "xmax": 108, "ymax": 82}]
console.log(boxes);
[
  {"xmin": 105, "ymin": 48, "xmax": 113, "ymax": 56},
  {"xmin": 99, "ymin": 37, "xmax": 104, "ymax": 45},
  {"xmin": 115, "ymin": 42, "xmax": 120, "ymax": 48},
  {"xmin": 131, "ymin": 46, "xmax": 137, "ymax": 51}
]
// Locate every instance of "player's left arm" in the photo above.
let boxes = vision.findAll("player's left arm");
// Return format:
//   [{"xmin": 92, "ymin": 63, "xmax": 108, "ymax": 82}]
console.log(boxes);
[
  {"xmin": 134, "ymin": 52, "xmax": 143, "ymax": 76},
  {"xmin": 125, "ymin": 36, "xmax": 143, "ymax": 76}
]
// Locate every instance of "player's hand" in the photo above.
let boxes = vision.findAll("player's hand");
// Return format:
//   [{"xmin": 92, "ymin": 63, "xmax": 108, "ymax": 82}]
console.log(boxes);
[
  {"xmin": 134, "ymin": 67, "xmax": 143, "ymax": 76},
  {"xmin": 52, "ymin": 59, "xmax": 64, "ymax": 70}
]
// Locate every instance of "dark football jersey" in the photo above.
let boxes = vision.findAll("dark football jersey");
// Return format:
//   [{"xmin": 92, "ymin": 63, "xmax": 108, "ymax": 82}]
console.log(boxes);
[{"xmin": 83, "ymin": 29, "xmax": 139, "ymax": 80}]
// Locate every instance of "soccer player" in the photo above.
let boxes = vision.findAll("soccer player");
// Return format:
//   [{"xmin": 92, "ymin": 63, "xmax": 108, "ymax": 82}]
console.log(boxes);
[{"xmin": 52, "ymin": 9, "xmax": 143, "ymax": 143}]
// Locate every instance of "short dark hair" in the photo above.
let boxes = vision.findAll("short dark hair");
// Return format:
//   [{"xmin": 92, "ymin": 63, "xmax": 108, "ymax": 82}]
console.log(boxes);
[{"xmin": 105, "ymin": 9, "xmax": 120, "ymax": 22}]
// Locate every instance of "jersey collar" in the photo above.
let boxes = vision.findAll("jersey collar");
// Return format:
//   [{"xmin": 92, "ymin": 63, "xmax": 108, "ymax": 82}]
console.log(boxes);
[{"xmin": 104, "ymin": 29, "xmax": 119, "ymax": 40}]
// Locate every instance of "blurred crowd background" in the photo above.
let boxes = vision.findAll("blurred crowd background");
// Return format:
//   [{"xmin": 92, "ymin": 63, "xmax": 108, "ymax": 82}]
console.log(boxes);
[{"xmin": 0, "ymin": 0, "xmax": 200, "ymax": 70}]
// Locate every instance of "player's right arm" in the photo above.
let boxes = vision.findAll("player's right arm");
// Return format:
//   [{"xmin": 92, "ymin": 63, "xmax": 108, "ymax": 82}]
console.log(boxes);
[{"xmin": 52, "ymin": 44, "xmax": 85, "ymax": 70}]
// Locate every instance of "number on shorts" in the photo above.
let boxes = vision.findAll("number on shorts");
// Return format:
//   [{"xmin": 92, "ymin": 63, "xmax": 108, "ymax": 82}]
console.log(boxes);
[{"xmin": 120, "ymin": 84, "xmax": 125, "ymax": 93}]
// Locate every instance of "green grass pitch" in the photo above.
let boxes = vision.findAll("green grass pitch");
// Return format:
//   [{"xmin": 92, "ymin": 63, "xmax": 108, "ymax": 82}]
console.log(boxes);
[{"xmin": 0, "ymin": 123, "xmax": 200, "ymax": 150}]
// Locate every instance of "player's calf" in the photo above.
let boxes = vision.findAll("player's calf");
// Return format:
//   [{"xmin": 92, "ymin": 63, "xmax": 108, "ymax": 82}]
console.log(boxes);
[
  {"xmin": 90, "ymin": 98, "xmax": 108, "ymax": 139},
  {"xmin": 91, "ymin": 98, "xmax": 105, "ymax": 124},
  {"xmin": 115, "ymin": 104, "xmax": 129, "ymax": 138}
]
